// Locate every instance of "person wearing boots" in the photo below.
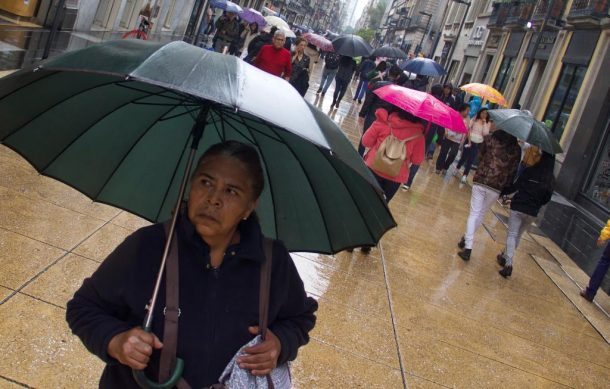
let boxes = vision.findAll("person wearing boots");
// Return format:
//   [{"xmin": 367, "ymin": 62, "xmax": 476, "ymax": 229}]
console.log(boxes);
[
  {"xmin": 496, "ymin": 152, "xmax": 555, "ymax": 277},
  {"xmin": 457, "ymin": 130, "xmax": 521, "ymax": 261},
  {"xmin": 580, "ymin": 220, "xmax": 610, "ymax": 302}
]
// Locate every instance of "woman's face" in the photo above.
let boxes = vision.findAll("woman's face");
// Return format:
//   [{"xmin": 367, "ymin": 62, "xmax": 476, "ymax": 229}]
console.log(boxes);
[
  {"xmin": 188, "ymin": 155, "xmax": 259, "ymax": 243},
  {"xmin": 250, "ymin": 23, "xmax": 257, "ymax": 32},
  {"xmin": 480, "ymin": 110, "xmax": 488, "ymax": 120},
  {"xmin": 296, "ymin": 41, "xmax": 306, "ymax": 53}
]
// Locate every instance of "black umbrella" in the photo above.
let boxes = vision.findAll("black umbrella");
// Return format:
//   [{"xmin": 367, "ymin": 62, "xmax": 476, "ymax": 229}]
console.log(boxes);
[
  {"xmin": 0, "ymin": 39, "xmax": 396, "ymax": 388},
  {"xmin": 399, "ymin": 57, "xmax": 447, "ymax": 77},
  {"xmin": 372, "ymin": 45, "xmax": 408, "ymax": 59},
  {"xmin": 331, "ymin": 34, "xmax": 373, "ymax": 57}
]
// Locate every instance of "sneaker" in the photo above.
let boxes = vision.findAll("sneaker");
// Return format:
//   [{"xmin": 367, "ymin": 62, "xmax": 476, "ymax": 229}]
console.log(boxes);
[
  {"xmin": 402, "ymin": 184, "xmax": 410, "ymax": 191},
  {"xmin": 360, "ymin": 246, "xmax": 372, "ymax": 254},
  {"xmin": 358, "ymin": 99, "xmax": 362, "ymax": 104},
  {"xmin": 460, "ymin": 175, "xmax": 467, "ymax": 184},
  {"xmin": 580, "ymin": 289, "xmax": 594, "ymax": 302},
  {"xmin": 499, "ymin": 265, "xmax": 513, "ymax": 278},
  {"xmin": 458, "ymin": 248, "xmax": 471, "ymax": 261},
  {"xmin": 497, "ymin": 254, "xmax": 506, "ymax": 267}
]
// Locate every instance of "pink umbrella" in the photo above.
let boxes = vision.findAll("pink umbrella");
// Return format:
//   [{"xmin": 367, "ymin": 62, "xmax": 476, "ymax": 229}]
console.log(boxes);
[
  {"xmin": 302, "ymin": 32, "xmax": 334, "ymax": 52},
  {"xmin": 373, "ymin": 84, "xmax": 468, "ymax": 133}
]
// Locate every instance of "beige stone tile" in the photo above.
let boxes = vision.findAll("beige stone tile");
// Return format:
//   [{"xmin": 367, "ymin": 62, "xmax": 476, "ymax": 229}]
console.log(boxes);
[
  {"xmin": 293, "ymin": 250, "xmax": 386, "ymax": 286},
  {"xmin": 407, "ymin": 374, "xmax": 450, "ymax": 389},
  {"xmin": 311, "ymin": 297, "xmax": 398, "ymax": 369},
  {"xmin": 0, "ymin": 285, "xmax": 13, "ymax": 301},
  {"xmin": 392, "ymin": 295, "xmax": 610, "ymax": 387},
  {"xmin": 0, "ymin": 228, "xmax": 66, "ymax": 289},
  {"xmin": 0, "ymin": 146, "xmax": 121, "ymax": 221},
  {"xmin": 0, "ymin": 294, "xmax": 103, "ymax": 388},
  {"xmin": 111, "ymin": 211, "xmax": 152, "ymax": 231},
  {"xmin": 0, "ymin": 186, "xmax": 105, "ymax": 250},
  {"xmin": 291, "ymin": 339, "xmax": 403, "ymax": 389},
  {"xmin": 21, "ymin": 253, "xmax": 100, "ymax": 308},
  {"xmin": 399, "ymin": 333, "xmax": 566, "ymax": 388},
  {"xmin": 0, "ymin": 376, "xmax": 28, "ymax": 388},
  {"xmin": 73, "ymin": 222, "xmax": 133, "ymax": 262}
]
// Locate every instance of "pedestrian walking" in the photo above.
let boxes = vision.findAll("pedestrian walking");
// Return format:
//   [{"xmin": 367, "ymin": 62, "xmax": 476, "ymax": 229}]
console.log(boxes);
[
  {"xmin": 441, "ymin": 83, "xmax": 456, "ymax": 109},
  {"xmin": 244, "ymin": 26, "xmax": 276, "ymax": 63},
  {"xmin": 455, "ymin": 107, "xmax": 491, "ymax": 183},
  {"xmin": 315, "ymin": 51, "xmax": 340, "ymax": 97},
  {"xmin": 435, "ymin": 103, "xmax": 469, "ymax": 174},
  {"xmin": 497, "ymin": 152, "xmax": 555, "ymax": 277},
  {"xmin": 353, "ymin": 56, "xmax": 378, "ymax": 104},
  {"xmin": 357, "ymin": 65, "xmax": 404, "ymax": 156},
  {"xmin": 253, "ymin": 30, "xmax": 292, "ymax": 80},
  {"xmin": 289, "ymin": 37, "xmax": 311, "ymax": 96},
  {"xmin": 426, "ymin": 84, "xmax": 447, "ymax": 159},
  {"xmin": 457, "ymin": 130, "xmax": 521, "ymax": 261},
  {"xmin": 580, "ymin": 221, "xmax": 610, "ymax": 302},
  {"xmin": 331, "ymin": 55, "xmax": 357, "ymax": 109},
  {"xmin": 66, "ymin": 141, "xmax": 317, "ymax": 388},
  {"xmin": 362, "ymin": 107, "xmax": 425, "ymax": 202},
  {"xmin": 213, "ymin": 11, "xmax": 240, "ymax": 53},
  {"xmin": 238, "ymin": 22, "xmax": 259, "ymax": 59}
]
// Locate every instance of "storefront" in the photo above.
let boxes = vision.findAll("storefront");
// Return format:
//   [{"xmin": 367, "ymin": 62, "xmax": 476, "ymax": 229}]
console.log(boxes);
[
  {"xmin": 493, "ymin": 31, "xmax": 524, "ymax": 95},
  {"xmin": 517, "ymin": 30, "xmax": 558, "ymax": 109},
  {"xmin": 542, "ymin": 30, "xmax": 600, "ymax": 141}
]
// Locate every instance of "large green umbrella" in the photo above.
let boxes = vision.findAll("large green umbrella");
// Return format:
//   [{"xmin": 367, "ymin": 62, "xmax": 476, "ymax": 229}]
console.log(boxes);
[
  {"xmin": 0, "ymin": 40, "xmax": 396, "ymax": 388},
  {"xmin": 488, "ymin": 109, "xmax": 563, "ymax": 154}
]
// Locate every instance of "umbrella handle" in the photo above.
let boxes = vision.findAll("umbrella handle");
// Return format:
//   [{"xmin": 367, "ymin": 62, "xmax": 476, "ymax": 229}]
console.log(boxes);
[{"xmin": 132, "ymin": 327, "xmax": 185, "ymax": 389}]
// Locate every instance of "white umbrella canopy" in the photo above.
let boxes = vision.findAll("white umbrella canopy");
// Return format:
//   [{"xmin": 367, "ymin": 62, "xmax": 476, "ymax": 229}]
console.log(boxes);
[{"xmin": 264, "ymin": 15, "xmax": 296, "ymax": 38}]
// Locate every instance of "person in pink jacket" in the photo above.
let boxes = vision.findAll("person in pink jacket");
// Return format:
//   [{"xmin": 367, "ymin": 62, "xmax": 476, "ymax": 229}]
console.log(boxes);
[{"xmin": 362, "ymin": 107, "xmax": 426, "ymax": 202}]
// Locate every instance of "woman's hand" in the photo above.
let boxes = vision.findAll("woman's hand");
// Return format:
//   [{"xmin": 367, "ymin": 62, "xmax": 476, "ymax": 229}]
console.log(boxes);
[
  {"xmin": 107, "ymin": 327, "xmax": 163, "ymax": 370},
  {"xmin": 238, "ymin": 326, "xmax": 282, "ymax": 376}
]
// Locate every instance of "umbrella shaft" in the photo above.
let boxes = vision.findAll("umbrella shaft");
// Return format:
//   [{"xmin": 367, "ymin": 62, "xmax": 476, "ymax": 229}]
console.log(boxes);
[{"xmin": 143, "ymin": 106, "xmax": 209, "ymax": 329}]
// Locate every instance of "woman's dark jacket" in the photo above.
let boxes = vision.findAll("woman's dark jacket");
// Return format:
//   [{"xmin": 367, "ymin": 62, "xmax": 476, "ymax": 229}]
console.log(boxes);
[
  {"xmin": 66, "ymin": 214, "xmax": 317, "ymax": 388},
  {"xmin": 501, "ymin": 155, "xmax": 555, "ymax": 217},
  {"xmin": 290, "ymin": 53, "xmax": 310, "ymax": 96}
]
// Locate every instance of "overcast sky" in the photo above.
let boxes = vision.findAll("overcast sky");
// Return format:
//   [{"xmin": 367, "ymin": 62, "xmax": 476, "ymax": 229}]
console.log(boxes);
[{"xmin": 351, "ymin": 0, "xmax": 375, "ymax": 27}]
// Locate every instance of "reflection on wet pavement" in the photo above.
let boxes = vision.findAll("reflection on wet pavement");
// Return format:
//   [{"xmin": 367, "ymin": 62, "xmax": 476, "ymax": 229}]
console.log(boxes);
[{"xmin": 0, "ymin": 41, "xmax": 609, "ymax": 388}]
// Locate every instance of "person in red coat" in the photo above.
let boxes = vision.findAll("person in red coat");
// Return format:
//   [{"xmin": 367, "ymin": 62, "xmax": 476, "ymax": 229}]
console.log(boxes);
[
  {"xmin": 362, "ymin": 107, "xmax": 426, "ymax": 202},
  {"xmin": 253, "ymin": 30, "xmax": 292, "ymax": 80}
]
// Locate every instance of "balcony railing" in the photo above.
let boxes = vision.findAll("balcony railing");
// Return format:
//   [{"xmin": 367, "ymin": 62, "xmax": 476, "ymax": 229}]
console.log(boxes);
[
  {"xmin": 505, "ymin": 0, "xmax": 536, "ymax": 26},
  {"xmin": 488, "ymin": 2, "xmax": 511, "ymax": 27},
  {"xmin": 569, "ymin": 0, "xmax": 609, "ymax": 19},
  {"xmin": 532, "ymin": 0, "xmax": 566, "ymax": 20}
]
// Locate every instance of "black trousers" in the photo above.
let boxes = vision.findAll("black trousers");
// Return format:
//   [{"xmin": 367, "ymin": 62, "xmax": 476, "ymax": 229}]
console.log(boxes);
[{"xmin": 436, "ymin": 139, "xmax": 460, "ymax": 171}]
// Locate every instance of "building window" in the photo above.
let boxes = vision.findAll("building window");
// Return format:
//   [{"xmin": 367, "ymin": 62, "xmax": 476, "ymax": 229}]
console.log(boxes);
[
  {"xmin": 543, "ymin": 64, "xmax": 587, "ymax": 140},
  {"xmin": 493, "ymin": 56, "xmax": 514, "ymax": 94},
  {"xmin": 164, "ymin": 0, "xmax": 177, "ymax": 29},
  {"xmin": 584, "ymin": 114, "xmax": 610, "ymax": 210}
]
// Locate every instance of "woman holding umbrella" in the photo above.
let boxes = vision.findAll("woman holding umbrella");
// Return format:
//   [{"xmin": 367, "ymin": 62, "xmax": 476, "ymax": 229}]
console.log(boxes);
[
  {"xmin": 238, "ymin": 22, "xmax": 260, "ymax": 58},
  {"xmin": 67, "ymin": 141, "xmax": 318, "ymax": 388}
]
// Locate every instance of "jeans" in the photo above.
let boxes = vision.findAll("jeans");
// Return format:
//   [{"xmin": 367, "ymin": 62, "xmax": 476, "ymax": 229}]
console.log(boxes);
[
  {"xmin": 358, "ymin": 113, "xmax": 377, "ymax": 156},
  {"xmin": 584, "ymin": 243, "xmax": 610, "ymax": 299},
  {"xmin": 333, "ymin": 77, "xmax": 350, "ymax": 104},
  {"xmin": 354, "ymin": 79, "xmax": 368, "ymax": 101},
  {"xmin": 457, "ymin": 142, "xmax": 480, "ymax": 177},
  {"xmin": 405, "ymin": 164, "xmax": 419, "ymax": 187},
  {"xmin": 464, "ymin": 185, "xmax": 500, "ymax": 250},
  {"xmin": 504, "ymin": 210, "xmax": 535, "ymax": 266},
  {"xmin": 436, "ymin": 139, "xmax": 460, "ymax": 171},
  {"xmin": 318, "ymin": 68, "xmax": 337, "ymax": 94},
  {"xmin": 372, "ymin": 171, "xmax": 401, "ymax": 202}
]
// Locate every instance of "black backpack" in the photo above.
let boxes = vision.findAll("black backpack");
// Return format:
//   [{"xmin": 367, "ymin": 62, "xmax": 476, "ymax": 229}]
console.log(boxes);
[{"xmin": 325, "ymin": 53, "xmax": 340, "ymax": 69}]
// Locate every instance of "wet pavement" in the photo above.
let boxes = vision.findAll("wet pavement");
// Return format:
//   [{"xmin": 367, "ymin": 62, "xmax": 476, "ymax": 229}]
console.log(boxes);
[{"xmin": 1, "ymin": 39, "xmax": 610, "ymax": 388}]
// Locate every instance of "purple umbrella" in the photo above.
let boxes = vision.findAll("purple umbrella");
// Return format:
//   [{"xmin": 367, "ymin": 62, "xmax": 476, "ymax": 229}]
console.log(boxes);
[{"xmin": 240, "ymin": 7, "xmax": 266, "ymax": 27}]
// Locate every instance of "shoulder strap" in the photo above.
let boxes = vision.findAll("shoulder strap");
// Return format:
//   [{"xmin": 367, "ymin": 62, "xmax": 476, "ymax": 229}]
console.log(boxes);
[{"xmin": 259, "ymin": 238, "xmax": 274, "ymax": 341}]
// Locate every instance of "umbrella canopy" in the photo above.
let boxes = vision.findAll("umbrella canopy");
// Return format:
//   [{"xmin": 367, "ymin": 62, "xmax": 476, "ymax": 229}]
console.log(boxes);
[
  {"xmin": 399, "ymin": 58, "xmax": 446, "ymax": 77},
  {"xmin": 331, "ymin": 34, "xmax": 373, "ymax": 57},
  {"xmin": 487, "ymin": 109, "xmax": 563, "ymax": 154},
  {"xmin": 264, "ymin": 16, "xmax": 296, "ymax": 38},
  {"xmin": 239, "ymin": 7, "xmax": 266, "ymax": 27},
  {"xmin": 302, "ymin": 32, "xmax": 333, "ymax": 52},
  {"xmin": 209, "ymin": 0, "xmax": 242, "ymax": 13},
  {"xmin": 373, "ymin": 84, "xmax": 468, "ymax": 133},
  {"xmin": 460, "ymin": 83, "xmax": 507, "ymax": 106},
  {"xmin": 0, "ymin": 39, "xmax": 395, "ymax": 254},
  {"xmin": 372, "ymin": 45, "xmax": 408, "ymax": 59}
]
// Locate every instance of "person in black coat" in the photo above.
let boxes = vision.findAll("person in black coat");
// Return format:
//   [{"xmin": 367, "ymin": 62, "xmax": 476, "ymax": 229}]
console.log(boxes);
[
  {"xmin": 66, "ymin": 141, "xmax": 317, "ymax": 388},
  {"xmin": 497, "ymin": 152, "xmax": 555, "ymax": 277},
  {"xmin": 244, "ymin": 27, "xmax": 277, "ymax": 63}
]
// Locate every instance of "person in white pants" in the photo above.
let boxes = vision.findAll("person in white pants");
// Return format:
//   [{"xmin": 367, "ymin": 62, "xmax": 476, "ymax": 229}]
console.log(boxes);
[
  {"xmin": 496, "ymin": 152, "xmax": 555, "ymax": 277},
  {"xmin": 457, "ymin": 130, "xmax": 521, "ymax": 261}
]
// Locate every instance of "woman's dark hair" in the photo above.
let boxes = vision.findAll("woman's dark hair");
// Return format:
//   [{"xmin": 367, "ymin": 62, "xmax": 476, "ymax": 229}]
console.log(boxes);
[
  {"xmin": 531, "ymin": 151, "xmax": 556, "ymax": 189},
  {"xmin": 294, "ymin": 37, "xmax": 306, "ymax": 46},
  {"xmin": 376, "ymin": 61, "xmax": 387, "ymax": 72},
  {"xmin": 458, "ymin": 103, "xmax": 470, "ymax": 113},
  {"xmin": 390, "ymin": 107, "xmax": 419, "ymax": 123},
  {"xmin": 476, "ymin": 108, "xmax": 490, "ymax": 122},
  {"xmin": 250, "ymin": 22, "xmax": 259, "ymax": 33},
  {"xmin": 193, "ymin": 141, "xmax": 265, "ymax": 200}
]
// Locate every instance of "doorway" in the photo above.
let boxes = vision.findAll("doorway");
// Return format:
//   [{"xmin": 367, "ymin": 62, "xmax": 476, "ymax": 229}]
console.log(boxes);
[{"xmin": 93, "ymin": 0, "xmax": 118, "ymax": 28}]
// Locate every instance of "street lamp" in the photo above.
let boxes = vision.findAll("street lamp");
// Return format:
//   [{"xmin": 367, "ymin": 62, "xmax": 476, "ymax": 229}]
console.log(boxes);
[
  {"xmin": 416, "ymin": 11, "xmax": 433, "ymax": 55},
  {"xmin": 442, "ymin": 0, "xmax": 471, "ymax": 83}
]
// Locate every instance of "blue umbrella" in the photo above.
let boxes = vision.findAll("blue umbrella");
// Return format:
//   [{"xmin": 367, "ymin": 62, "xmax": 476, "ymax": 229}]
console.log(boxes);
[{"xmin": 400, "ymin": 57, "xmax": 447, "ymax": 77}]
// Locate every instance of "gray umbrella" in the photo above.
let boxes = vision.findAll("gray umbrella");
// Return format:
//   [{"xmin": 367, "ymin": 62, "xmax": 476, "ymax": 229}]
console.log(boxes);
[{"xmin": 488, "ymin": 109, "xmax": 563, "ymax": 154}]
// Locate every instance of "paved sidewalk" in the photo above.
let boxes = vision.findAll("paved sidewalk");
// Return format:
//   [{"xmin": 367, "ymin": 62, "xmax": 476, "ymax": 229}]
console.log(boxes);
[{"xmin": 0, "ymin": 54, "xmax": 609, "ymax": 388}]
